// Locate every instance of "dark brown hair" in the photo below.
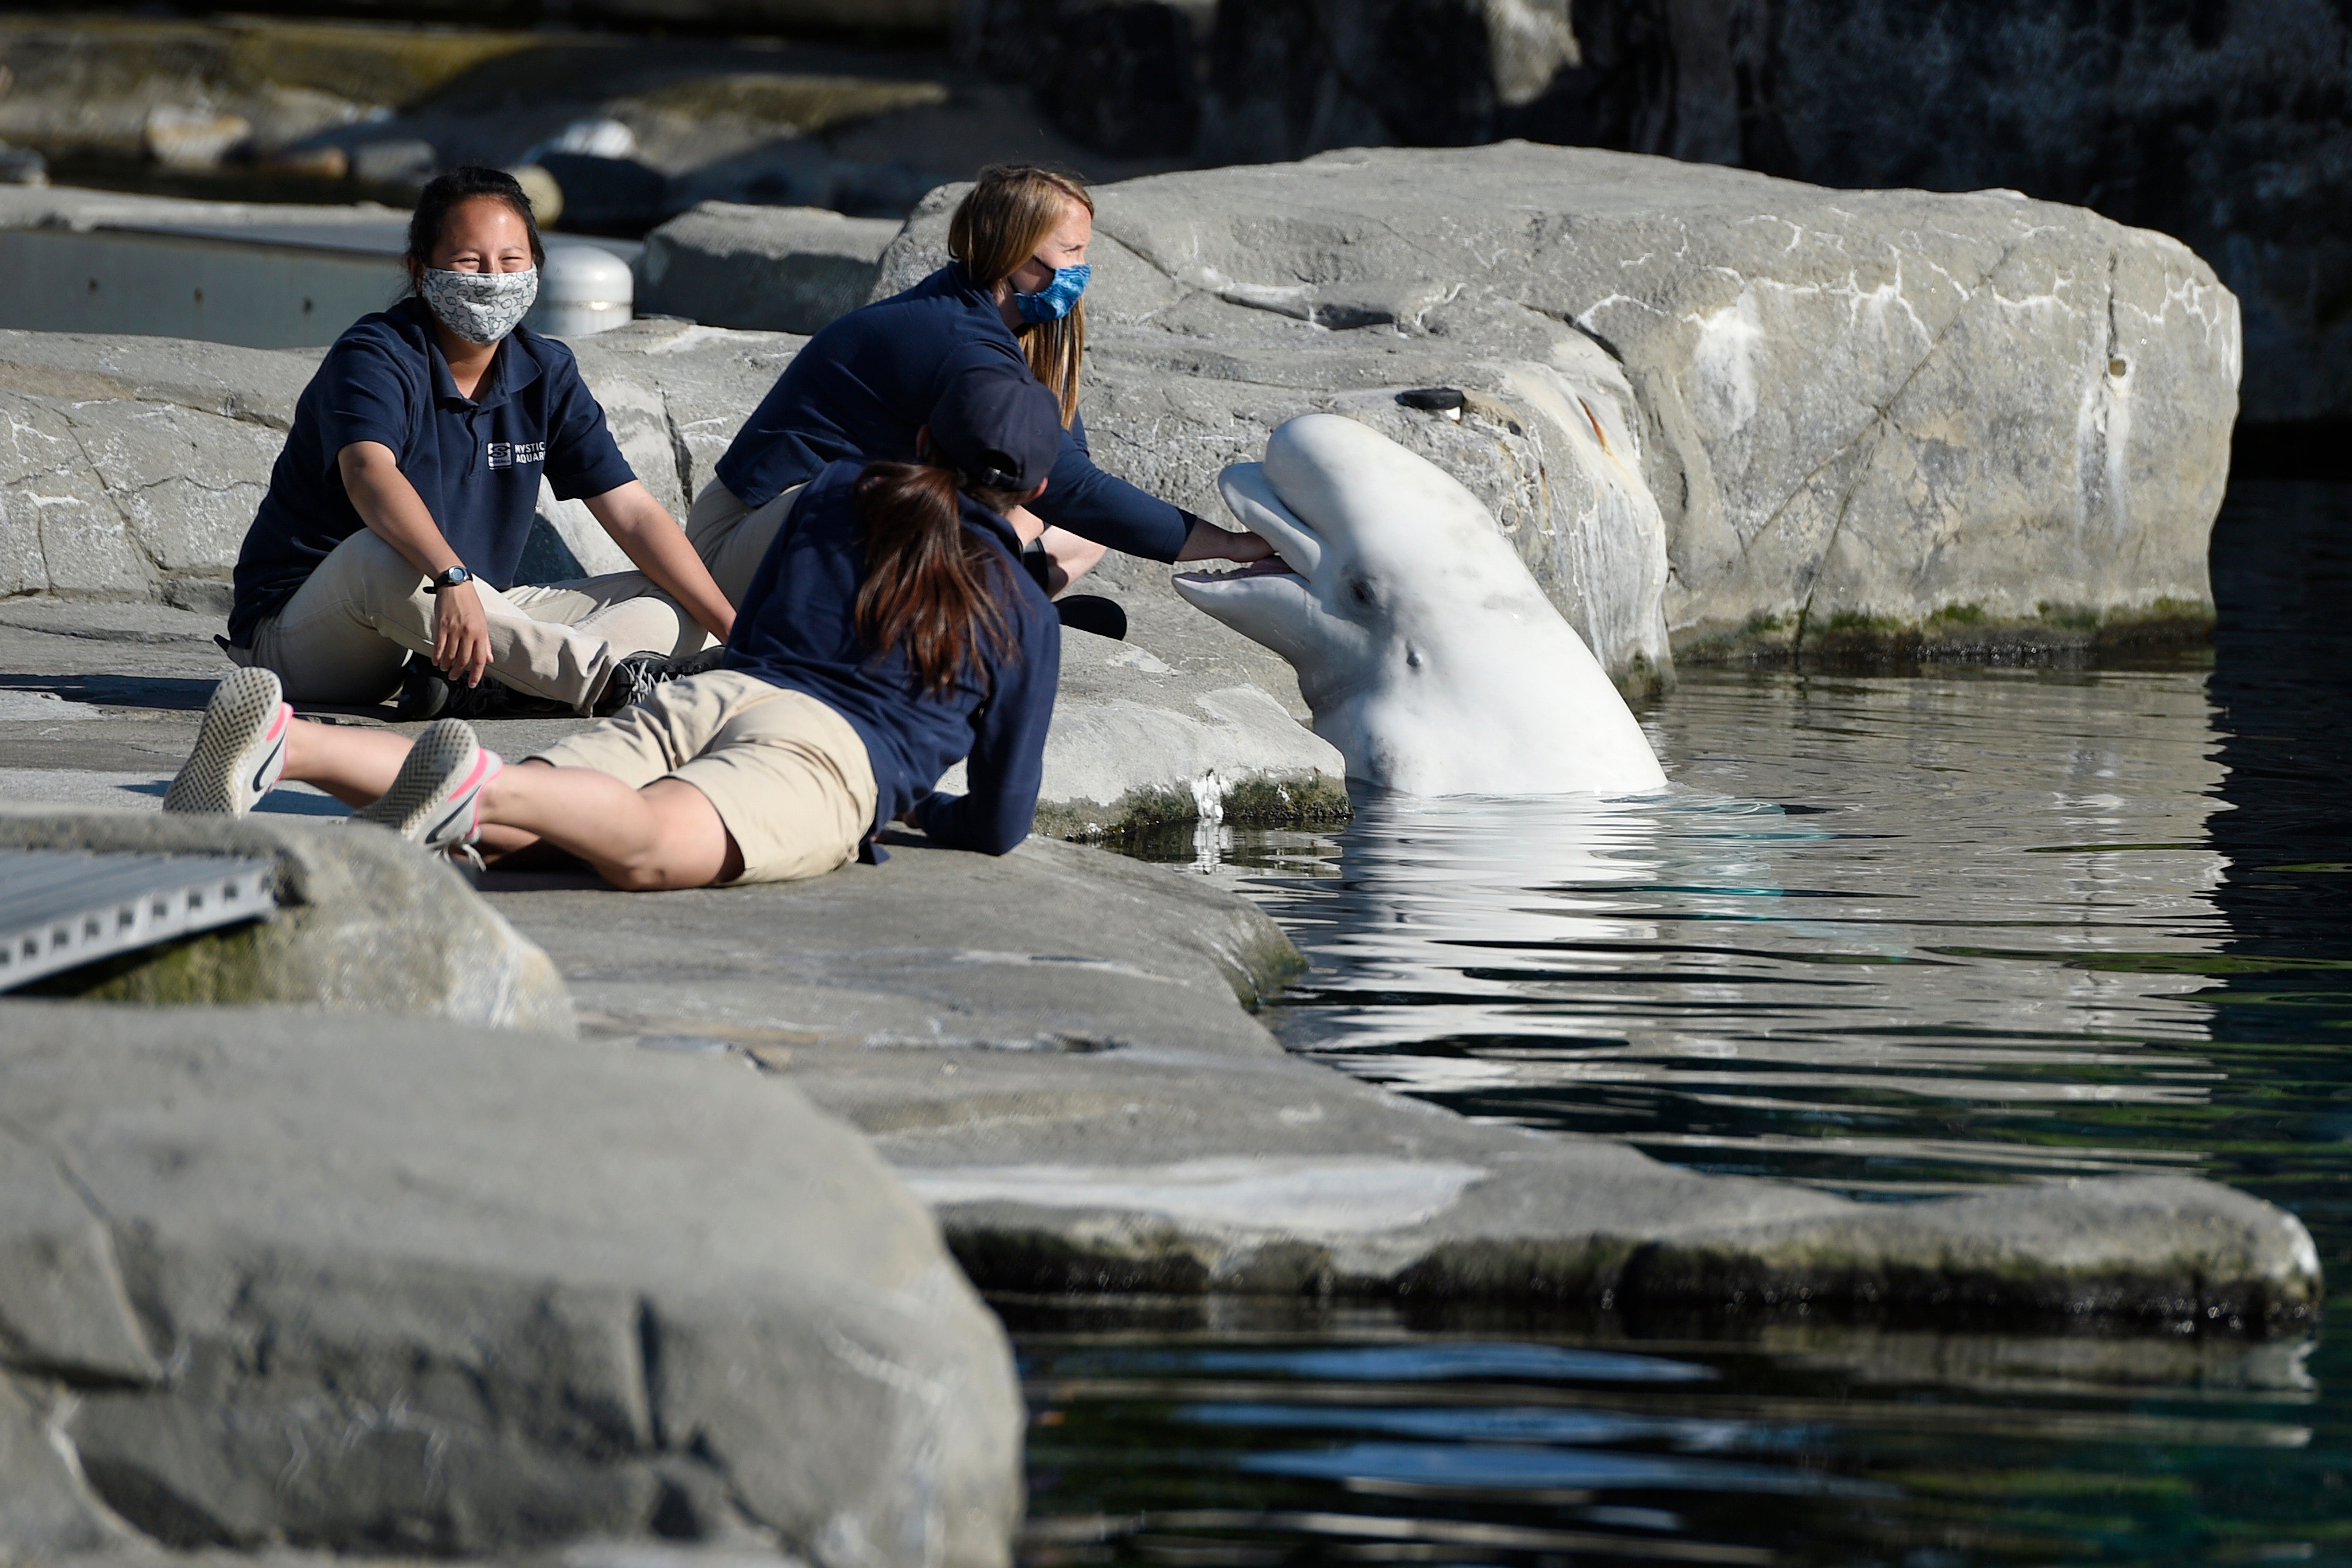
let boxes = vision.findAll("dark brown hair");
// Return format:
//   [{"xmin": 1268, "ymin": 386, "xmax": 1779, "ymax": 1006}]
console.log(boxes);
[
  {"xmin": 947, "ymin": 164, "xmax": 1092, "ymax": 428},
  {"xmin": 853, "ymin": 462, "xmax": 1025, "ymax": 696},
  {"xmin": 403, "ymin": 167, "xmax": 546, "ymax": 295}
]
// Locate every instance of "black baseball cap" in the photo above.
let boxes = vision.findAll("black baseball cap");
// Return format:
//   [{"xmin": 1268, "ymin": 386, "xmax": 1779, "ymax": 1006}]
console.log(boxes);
[{"xmin": 928, "ymin": 360, "xmax": 1063, "ymax": 491}]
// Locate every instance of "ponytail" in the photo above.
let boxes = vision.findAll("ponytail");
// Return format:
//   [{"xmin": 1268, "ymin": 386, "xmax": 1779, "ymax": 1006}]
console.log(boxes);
[{"xmin": 853, "ymin": 463, "xmax": 1023, "ymax": 696}]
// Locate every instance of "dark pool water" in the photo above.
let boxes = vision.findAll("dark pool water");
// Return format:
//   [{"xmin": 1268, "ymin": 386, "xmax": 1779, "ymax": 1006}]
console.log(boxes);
[{"xmin": 1023, "ymin": 480, "xmax": 2352, "ymax": 1566}]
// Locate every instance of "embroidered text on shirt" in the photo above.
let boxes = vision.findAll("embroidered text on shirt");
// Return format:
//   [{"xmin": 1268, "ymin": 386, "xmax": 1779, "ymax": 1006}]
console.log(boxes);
[{"xmin": 486, "ymin": 440, "xmax": 548, "ymax": 470}]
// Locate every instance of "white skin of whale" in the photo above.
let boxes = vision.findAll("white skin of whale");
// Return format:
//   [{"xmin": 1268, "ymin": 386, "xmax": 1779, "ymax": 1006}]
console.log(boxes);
[{"xmin": 1172, "ymin": 413, "xmax": 1668, "ymax": 797}]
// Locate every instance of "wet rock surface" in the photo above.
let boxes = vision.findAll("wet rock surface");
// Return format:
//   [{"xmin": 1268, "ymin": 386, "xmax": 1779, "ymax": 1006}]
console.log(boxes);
[
  {"xmin": 877, "ymin": 143, "xmax": 2237, "ymax": 671},
  {"xmin": 0, "ymin": 1000, "xmax": 1021, "ymax": 1561}
]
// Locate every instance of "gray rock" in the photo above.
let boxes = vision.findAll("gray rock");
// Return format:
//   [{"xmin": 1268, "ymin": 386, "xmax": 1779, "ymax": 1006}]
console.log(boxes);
[
  {"xmin": 0, "ymin": 328, "xmax": 313, "ymax": 604},
  {"xmin": 0, "ymin": 808, "xmax": 572, "ymax": 1034},
  {"xmin": 0, "ymin": 1370, "xmax": 135, "ymax": 1553},
  {"xmin": 878, "ymin": 143, "xmax": 2236, "ymax": 673},
  {"xmin": 1571, "ymin": 0, "xmax": 2352, "ymax": 427},
  {"xmin": 936, "ymin": 626, "xmax": 1347, "ymax": 838},
  {"xmin": 640, "ymin": 203, "xmax": 901, "ymax": 336},
  {"xmin": 474, "ymin": 832, "xmax": 2321, "ymax": 1329},
  {"xmin": 0, "ymin": 1000, "xmax": 1021, "ymax": 1561}
]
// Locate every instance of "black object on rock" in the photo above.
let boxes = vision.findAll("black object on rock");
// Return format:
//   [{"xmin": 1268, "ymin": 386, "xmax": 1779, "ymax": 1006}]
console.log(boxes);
[
  {"xmin": 395, "ymin": 662, "xmax": 568, "ymax": 722},
  {"xmin": 1054, "ymin": 594, "xmax": 1129, "ymax": 642},
  {"xmin": 1396, "ymin": 387, "xmax": 1467, "ymax": 412}
]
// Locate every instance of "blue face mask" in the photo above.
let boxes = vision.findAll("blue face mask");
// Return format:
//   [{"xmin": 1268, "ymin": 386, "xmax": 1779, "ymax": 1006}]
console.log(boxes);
[{"xmin": 1013, "ymin": 262, "xmax": 1091, "ymax": 324}]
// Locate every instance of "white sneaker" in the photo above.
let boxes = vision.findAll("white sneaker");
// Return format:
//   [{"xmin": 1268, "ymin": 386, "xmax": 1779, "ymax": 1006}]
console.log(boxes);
[
  {"xmin": 164, "ymin": 667, "xmax": 291, "ymax": 815},
  {"xmin": 353, "ymin": 719, "xmax": 504, "ymax": 853}
]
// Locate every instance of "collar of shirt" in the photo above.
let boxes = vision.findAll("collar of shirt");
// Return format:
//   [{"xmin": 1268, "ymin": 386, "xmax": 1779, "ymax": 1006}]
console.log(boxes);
[
  {"xmin": 939, "ymin": 263, "xmax": 1024, "ymax": 351},
  {"xmin": 400, "ymin": 298, "xmax": 545, "ymax": 412}
]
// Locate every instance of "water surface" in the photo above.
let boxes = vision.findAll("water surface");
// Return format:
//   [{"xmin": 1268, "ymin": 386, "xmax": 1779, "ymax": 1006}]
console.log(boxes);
[{"xmin": 1023, "ymin": 480, "xmax": 2352, "ymax": 1565}]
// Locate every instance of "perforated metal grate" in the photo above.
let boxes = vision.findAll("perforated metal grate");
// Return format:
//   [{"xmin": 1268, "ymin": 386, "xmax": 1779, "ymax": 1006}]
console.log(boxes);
[{"xmin": 0, "ymin": 850, "xmax": 278, "ymax": 992}]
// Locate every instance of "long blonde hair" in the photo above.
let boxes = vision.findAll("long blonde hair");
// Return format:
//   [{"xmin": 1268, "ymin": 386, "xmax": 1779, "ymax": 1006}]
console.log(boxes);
[{"xmin": 948, "ymin": 165, "xmax": 1092, "ymax": 428}]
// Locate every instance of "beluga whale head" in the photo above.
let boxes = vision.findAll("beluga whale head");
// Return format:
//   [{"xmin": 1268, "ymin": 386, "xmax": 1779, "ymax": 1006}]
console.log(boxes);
[{"xmin": 1173, "ymin": 413, "xmax": 1667, "ymax": 797}]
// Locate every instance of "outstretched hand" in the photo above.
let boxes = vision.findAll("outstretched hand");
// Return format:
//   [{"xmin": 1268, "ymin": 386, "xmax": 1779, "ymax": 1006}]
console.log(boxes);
[{"xmin": 1175, "ymin": 518, "xmax": 1276, "ymax": 564}]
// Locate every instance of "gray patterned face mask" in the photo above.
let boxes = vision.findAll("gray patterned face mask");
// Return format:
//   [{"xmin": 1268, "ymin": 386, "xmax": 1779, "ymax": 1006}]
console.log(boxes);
[{"xmin": 419, "ymin": 266, "xmax": 539, "ymax": 346}]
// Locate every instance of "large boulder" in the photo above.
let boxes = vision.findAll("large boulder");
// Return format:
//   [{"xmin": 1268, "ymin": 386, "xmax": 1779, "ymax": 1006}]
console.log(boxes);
[
  {"xmin": 1569, "ymin": 0, "xmax": 2351, "ymax": 429},
  {"xmin": 0, "ymin": 807, "xmax": 572, "ymax": 1032},
  {"xmin": 0, "ymin": 1000, "xmax": 1021, "ymax": 1561},
  {"xmin": 877, "ymin": 142, "xmax": 2238, "ymax": 672},
  {"xmin": 639, "ymin": 202, "xmax": 900, "ymax": 336}
]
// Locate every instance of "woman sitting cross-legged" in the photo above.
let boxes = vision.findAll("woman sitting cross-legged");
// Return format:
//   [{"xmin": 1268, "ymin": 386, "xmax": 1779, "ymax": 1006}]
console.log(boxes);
[
  {"xmin": 163, "ymin": 364, "xmax": 1065, "ymax": 889},
  {"xmin": 223, "ymin": 166, "xmax": 735, "ymax": 722}
]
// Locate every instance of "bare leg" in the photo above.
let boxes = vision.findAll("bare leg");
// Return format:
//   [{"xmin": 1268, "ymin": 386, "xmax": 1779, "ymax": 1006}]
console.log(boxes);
[
  {"xmin": 480, "ymin": 762, "xmax": 742, "ymax": 890},
  {"xmin": 281, "ymin": 717, "xmax": 418, "ymax": 807}
]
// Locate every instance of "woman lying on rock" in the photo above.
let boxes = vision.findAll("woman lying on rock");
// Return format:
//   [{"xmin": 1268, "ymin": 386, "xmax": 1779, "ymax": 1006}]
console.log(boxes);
[
  {"xmin": 220, "ymin": 167, "xmax": 735, "ymax": 723},
  {"xmin": 164, "ymin": 362, "xmax": 1064, "ymax": 887},
  {"xmin": 684, "ymin": 162, "xmax": 1270, "ymax": 642}
]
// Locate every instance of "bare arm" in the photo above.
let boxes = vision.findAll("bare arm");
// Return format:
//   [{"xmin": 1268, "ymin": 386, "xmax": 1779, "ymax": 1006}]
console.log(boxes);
[
  {"xmin": 582, "ymin": 481, "xmax": 735, "ymax": 643},
  {"xmin": 338, "ymin": 440, "xmax": 491, "ymax": 686}
]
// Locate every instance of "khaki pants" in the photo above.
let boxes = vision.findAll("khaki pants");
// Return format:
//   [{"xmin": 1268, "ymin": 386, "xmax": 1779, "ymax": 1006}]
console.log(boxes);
[
  {"xmin": 684, "ymin": 479, "xmax": 807, "ymax": 607},
  {"xmin": 247, "ymin": 529, "xmax": 705, "ymax": 711},
  {"xmin": 531, "ymin": 672, "xmax": 876, "ymax": 885}
]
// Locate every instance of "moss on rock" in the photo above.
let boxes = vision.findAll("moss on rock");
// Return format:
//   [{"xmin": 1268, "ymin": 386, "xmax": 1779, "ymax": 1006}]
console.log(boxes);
[
  {"xmin": 1674, "ymin": 598, "xmax": 2217, "ymax": 670},
  {"xmin": 1034, "ymin": 771, "xmax": 1354, "ymax": 845}
]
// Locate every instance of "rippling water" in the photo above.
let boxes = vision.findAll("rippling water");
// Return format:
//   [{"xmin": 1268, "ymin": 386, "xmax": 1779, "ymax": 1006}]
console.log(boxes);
[{"xmin": 1029, "ymin": 480, "xmax": 2352, "ymax": 1565}]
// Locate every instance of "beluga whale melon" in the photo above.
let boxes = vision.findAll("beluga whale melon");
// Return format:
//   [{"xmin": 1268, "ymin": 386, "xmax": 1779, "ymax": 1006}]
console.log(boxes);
[{"xmin": 1173, "ymin": 413, "xmax": 1668, "ymax": 797}]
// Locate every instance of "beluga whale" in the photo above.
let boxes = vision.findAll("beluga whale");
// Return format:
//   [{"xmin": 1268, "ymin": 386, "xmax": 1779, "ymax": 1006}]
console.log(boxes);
[{"xmin": 1173, "ymin": 413, "xmax": 1668, "ymax": 797}]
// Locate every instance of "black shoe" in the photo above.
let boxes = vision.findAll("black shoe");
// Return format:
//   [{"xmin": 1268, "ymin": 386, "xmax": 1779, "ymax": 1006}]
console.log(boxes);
[
  {"xmin": 394, "ymin": 660, "xmax": 453, "ymax": 721},
  {"xmin": 395, "ymin": 661, "xmax": 565, "ymax": 722},
  {"xmin": 1054, "ymin": 594, "xmax": 1128, "ymax": 641},
  {"xmin": 593, "ymin": 645, "xmax": 725, "ymax": 716}
]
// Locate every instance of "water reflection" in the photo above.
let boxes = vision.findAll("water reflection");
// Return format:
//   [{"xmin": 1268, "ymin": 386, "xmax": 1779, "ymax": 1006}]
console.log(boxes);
[
  {"xmin": 1251, "ymin": 684, "xmax": 2230, "ymax": 1196},
  {"xmin": 1010, "ymin": 1300, "xmax": 2330, "ymax": 1566}
]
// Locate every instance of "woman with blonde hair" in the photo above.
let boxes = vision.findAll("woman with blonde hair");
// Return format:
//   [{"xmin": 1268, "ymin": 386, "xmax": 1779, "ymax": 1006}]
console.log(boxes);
[{"xmin": 684, "ymin": 163, "xmax": 1267, "ymax": 639}]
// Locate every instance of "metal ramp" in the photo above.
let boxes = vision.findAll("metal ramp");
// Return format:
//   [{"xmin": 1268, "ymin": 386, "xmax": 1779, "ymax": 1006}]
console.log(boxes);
[{"xmin": 0, "ymin": 851, "xmax": 278, "ymax": 992}]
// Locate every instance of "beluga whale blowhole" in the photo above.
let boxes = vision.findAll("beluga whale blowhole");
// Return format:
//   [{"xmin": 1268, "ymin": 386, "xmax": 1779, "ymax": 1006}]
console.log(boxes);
[{"xmin": 1173, "ymin": 413, "xmax": 1669, "ymax": 797}]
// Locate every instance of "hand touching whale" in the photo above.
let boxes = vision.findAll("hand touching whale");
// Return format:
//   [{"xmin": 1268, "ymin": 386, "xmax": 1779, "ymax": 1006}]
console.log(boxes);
[{"xmin": 1172, "ymin": 414, "xmax": 1668, "ymax": 796}]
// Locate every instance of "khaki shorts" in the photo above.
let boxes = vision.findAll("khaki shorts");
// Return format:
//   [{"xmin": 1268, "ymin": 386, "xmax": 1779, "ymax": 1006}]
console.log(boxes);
[{"xmin": 530, "ymin": 671, "xmax": 878, "ymax": 885}]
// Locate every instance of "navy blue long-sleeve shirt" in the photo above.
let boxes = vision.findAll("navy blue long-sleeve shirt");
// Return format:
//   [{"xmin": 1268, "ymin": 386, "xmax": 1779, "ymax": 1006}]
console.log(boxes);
[
  {"xmin": 723, "ymin": 459, "xmax": 1060, "ymax": 855},
  {"xmin": 712, "ymin": 264, "xmax": 1190, "ymax": 562}
]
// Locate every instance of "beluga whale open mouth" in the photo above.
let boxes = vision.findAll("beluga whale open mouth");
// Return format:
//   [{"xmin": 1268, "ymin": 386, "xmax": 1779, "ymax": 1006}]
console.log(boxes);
[{"xmin": 1173, "ymin": 413, "xmax": 1668, "ymax": 798}]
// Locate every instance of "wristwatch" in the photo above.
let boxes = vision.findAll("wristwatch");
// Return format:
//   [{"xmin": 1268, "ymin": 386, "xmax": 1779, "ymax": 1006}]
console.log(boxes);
[{"xmin": 426, "ymin": 564, "xmax": 471, "ymax": 595}]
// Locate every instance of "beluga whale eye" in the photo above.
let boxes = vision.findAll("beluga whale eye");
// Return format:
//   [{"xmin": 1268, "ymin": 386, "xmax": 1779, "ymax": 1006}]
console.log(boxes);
[{"xmin": 1350, "ymin": 577, "xmax": 1376, "ymax": 607}]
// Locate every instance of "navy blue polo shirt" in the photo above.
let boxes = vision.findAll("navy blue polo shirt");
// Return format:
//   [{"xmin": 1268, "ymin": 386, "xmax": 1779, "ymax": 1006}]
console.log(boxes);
[
  {"xmin": 228, "ymin": 297, "xmax": 636, "ymax": 645},
  {"xmin": 723, "ymin": 459, "xmax": 1060, "ymax": 856},
  {"xmin": 713, "ymin": 263, "xmax": 1189, "ymax": 562}
]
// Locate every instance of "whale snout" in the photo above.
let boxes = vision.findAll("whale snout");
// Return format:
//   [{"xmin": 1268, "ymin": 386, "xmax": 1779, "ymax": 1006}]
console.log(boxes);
[{"xmin": 1217, "ymin": 462, "xmax": 1325, "ymax": 581}]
